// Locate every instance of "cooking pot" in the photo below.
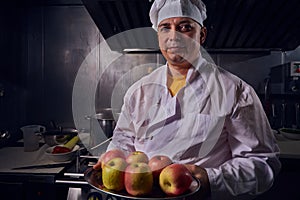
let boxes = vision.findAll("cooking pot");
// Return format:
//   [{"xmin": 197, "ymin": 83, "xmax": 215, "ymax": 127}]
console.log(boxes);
[
  {"xmin": 39, "ymin": 122, "xmax": 78, "ymax": 146},
  {"xmin": 85, "ymin": 108, "xmax": 120, "ymax": 152},
  {"xmin": 86, "ymin": 108, "xmax": 120, "ymax": 138}
]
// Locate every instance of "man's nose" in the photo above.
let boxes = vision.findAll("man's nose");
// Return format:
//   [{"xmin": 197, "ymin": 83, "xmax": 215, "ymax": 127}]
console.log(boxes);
[{"xmin": 169, "ymin": 29, "xmax": 180, "ymax": 41}]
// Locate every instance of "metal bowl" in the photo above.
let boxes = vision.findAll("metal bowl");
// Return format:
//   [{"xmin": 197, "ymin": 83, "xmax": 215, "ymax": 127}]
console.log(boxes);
[{"xmin": 279, "ymin": 128, "xmax": 300, "ymax": 140}]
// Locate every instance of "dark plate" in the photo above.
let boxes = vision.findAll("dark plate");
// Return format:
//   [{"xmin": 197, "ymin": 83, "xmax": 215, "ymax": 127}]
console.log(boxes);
[
  {"xmin": 279, "ymin": 128, "xmax": 300, "ymax": 140},
  {"xmin": 84, "ymin": 168, "xmax": 201, "ymax": 200}
]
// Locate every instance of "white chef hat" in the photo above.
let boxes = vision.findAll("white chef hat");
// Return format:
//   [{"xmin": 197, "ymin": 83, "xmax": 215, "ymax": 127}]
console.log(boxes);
[{"xmin": 149, "ymin": 0, "xmax": 207, "ymax": 31}]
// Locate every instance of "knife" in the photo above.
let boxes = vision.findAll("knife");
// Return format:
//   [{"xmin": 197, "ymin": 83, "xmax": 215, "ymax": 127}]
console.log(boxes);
[{"xmin": 11, "ymin": 162, "xmax": 70, "ymax": 170}]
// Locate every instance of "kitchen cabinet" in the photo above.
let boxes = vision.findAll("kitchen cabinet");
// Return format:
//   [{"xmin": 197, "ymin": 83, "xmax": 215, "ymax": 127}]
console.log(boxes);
[{"xmin": 0, "ymin": 173, "xmax": 68, "ymax": 200}]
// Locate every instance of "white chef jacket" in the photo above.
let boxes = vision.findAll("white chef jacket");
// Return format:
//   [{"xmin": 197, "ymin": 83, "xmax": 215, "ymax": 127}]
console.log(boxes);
[{"xmin": 107, "ymin": 56, "xmax": 281, "ymax": 199}]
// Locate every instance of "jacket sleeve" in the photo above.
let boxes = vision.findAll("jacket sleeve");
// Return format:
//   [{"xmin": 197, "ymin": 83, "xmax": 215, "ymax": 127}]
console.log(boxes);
[
  {"xmin": 205, "ymin": 84, "xmax": 281, "ymax": 199},
  {"xmin": 106, "ymin": 92, "xmax": 137, "ymax": 155}
]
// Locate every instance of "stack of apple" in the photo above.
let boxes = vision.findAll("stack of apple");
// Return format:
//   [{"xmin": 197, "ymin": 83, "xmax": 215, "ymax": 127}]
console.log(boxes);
[{"xmin": 99, "ymin": 149, "xmax": 193, "ymax": 197}]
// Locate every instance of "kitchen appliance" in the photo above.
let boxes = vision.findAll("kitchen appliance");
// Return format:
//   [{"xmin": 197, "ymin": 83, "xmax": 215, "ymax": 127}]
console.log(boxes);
[
  {"xmin": 270, "ymin": 61, "xmax": 300, "ymax": 94},
  {"xmin": 267, "ymin": 62, "xmax": 300, "ymax": 129}
]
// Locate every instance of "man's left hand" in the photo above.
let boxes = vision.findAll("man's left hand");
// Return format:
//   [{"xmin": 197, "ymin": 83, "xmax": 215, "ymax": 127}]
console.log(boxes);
[{"xmin": 184, "ymin": 164, "xmax": 211, "ymax": 199}]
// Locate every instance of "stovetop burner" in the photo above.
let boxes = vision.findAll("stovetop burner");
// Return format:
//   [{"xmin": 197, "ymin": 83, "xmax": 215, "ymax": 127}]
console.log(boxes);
[{"xmin": 54, "ymin": 148, "xmax": 101, "ymax": 200}]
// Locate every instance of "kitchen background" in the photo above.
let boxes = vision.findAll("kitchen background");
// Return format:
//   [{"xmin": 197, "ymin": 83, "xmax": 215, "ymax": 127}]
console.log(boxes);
[
  {"xmin": 1, "ymin": 0, "xmax": 300, "ymax": 199},
  {"xmin": 1, "ymin": 0, "xmax": 300, "ymax": 134}
]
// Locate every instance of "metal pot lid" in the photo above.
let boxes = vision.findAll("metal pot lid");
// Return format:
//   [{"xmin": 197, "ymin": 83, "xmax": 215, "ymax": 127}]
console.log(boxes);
[{"xmin": 90, "ymin": 108, "xmax": 120, "ymax": 120}]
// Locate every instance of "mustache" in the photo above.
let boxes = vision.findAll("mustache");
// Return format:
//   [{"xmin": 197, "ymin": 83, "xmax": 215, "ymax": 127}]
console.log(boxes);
[
  {"xmin": 163, "ymin": 39, "xmax": 201, "ymax": 49},
  {"xmin": 166, "ymin": 42, "xmax": 185, "ymax": 48},
  {"xmin": 163, "ymin": 44, "xmax": 186, "ymax": 50}
]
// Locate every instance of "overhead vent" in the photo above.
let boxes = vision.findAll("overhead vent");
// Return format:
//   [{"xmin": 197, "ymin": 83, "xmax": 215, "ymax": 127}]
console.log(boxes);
[{"xmin": 82, "ymin": 0, "xmax": 300, "ymax": 52}]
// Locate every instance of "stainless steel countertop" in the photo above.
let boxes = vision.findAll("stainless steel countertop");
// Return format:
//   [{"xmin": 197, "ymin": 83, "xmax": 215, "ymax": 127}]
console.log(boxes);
[
  {"xmin": 0, "ymin": 144, "xmax": 71, "ymax": 174},
  {"xmin": 275, "ymin": 133, "xmax": 300, "ymax": 159}
]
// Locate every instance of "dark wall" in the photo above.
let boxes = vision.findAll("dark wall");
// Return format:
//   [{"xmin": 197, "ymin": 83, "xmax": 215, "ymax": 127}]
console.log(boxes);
[
  {"xmin": 0, "ymin": 0, "xmax": 297, "ymax": 139},
  {"xmin": 0, "ymin": 2, "xmax": 27, "ymax": 132},
  {"xmin": 0, "ymin": 1, "xmax": 277, "ymax": 134},
  {"xmin": 0, "ymin": 0, "xmax": 100, "ymax": 134},
  {"xmin": 26, "ymin": 3, "xmax": 100, "ymax": 127}
]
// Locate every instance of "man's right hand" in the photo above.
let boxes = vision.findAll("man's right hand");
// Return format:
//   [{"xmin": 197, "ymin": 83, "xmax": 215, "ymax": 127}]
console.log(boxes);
[{"xmin": 92, "ymin": 154, "xmax": 104, "ymax": 170}]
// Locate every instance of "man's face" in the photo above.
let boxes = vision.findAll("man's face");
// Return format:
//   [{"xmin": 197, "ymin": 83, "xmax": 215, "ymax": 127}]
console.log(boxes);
[{"xmin": 157, "ymin": 17, "xmax": 206, "ymax": 68}]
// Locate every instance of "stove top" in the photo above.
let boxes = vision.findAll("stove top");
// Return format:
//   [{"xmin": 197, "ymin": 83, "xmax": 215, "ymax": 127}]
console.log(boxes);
[{"xmin": 53, "ymin": 147, "xmax": 106, "ymax": 199}]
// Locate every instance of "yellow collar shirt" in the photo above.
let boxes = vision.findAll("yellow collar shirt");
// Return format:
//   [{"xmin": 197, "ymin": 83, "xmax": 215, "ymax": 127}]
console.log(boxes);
[{"xmin": 167, "ymin": 73, "xmax": 187, "ymax": 97}]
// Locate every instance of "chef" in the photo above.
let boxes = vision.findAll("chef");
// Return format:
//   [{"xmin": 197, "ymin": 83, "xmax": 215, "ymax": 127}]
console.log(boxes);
[{"xmin": 94, "ymin": 0, "xmax": 281, "ymax": 199}]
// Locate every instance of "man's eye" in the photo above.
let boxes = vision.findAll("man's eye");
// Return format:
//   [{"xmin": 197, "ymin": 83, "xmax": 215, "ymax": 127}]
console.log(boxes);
[
  {"xmin": 159, "ymin": 27, "xmax": 170, "ymax": 33},
  {"xmin": 178, "ymin": 24, "xmax": 193, "ymax": 32}
]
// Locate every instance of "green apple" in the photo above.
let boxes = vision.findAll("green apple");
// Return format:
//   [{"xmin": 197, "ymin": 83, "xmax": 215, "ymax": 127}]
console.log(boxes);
[
  {"xmin": 100, "ymin": 149, "xmax": 126, "ymax": 169},
  {"xmin": 124, "ymin": 162, "xmax": 153, "ymax": 196},
  {"xmin": 102, "ymin": 157, "xmax": 127, "ymax": 191}
]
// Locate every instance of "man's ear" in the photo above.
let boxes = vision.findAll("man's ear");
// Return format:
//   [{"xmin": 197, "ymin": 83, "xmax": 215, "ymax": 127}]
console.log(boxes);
[{"xmin": 200, "ymin": 26, "xmax": 207, "ymax": 45}]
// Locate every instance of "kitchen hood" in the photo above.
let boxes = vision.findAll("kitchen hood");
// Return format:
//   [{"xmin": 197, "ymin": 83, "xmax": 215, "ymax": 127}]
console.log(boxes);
[
  {"xmin": 82, "ymin": 0, "xmax": 158, "ymax": 52},
  {"xmin": 82, "ymin": 0, "xmax": 300, "ymax": 52}
]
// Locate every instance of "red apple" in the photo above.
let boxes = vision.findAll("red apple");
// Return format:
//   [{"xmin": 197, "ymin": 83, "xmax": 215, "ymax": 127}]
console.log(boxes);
[
  {"xmin": 148, "ymin": 155, "xmax": 173, "ymax": 183},
  {"xmin": 159, "ymin": 163, "xmax": 193, "ymax": 196},
  {"xmin": 100, "ymin": 149, "xmax": 126, "ymax": 168},
  {"xmin": 102, "ymin": 157, "xmax": 127, "ymax": 191},
  {"xmin": 126, "ymin": 151, "xmax": 149, "ymax": 164},
  {"xmin": 124, "ymin": 162, "xmax": 153, "ymax": 196}
]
